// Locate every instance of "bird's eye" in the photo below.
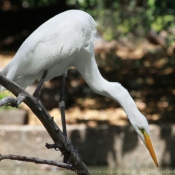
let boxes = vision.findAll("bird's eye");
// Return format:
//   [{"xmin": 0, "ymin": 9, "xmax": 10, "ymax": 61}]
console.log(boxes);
[{"xmin": 139, "ymin": 127, "xmax": 145, "ymax": 134}]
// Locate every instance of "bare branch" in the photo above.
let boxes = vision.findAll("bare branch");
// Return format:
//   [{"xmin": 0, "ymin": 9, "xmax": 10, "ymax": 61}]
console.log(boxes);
[
  {"xmin": 0, "ymin": 73, "xmax": 91, "ymax": 175},
  {"xmin": 0, "ymin": 96, "xmax": 17, "ymax": 107},
  {"xmin": 0, "ymin": 154, "xmax": 72, "ymax": 169}
]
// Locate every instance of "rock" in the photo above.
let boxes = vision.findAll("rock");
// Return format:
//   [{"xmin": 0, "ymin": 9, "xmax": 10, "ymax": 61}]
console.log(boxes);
[
  {"xmin": 0, "ymin": 109, "xmax": 28, "ymax": 125},
  {"xmin": 0, "ymin": 124, "xmax": 173, "ymax": 168}
]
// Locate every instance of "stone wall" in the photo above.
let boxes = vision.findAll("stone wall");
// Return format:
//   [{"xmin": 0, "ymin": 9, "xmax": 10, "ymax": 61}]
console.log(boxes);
[{"xmin": 0, "ymin": 124, "xmax": 174, "ymax": 169}]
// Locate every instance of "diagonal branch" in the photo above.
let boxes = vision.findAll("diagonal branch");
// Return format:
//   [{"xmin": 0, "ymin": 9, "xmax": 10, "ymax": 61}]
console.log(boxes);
[
  {"xmin": 0, "ymin": 154, "xmax": 72, "ymax": 169},
  {"xmin": 0, "ymin": 73, "xmax": 90, "ymax": 175}
]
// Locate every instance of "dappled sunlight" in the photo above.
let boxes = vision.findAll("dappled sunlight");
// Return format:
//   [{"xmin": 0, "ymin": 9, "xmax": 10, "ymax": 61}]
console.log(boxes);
[{"xmin": 51, "ymin": 107, "xmax": 128, "ymax": 126}]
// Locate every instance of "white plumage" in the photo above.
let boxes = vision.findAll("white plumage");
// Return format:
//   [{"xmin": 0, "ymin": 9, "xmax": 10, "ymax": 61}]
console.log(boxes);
[
  {"xmin": 1, "ymin": 10, "xmax": 158, "ymax": 166},
  {"xmin": 1, "ymin": 10, "xmax": 96, "ymax": 88}
]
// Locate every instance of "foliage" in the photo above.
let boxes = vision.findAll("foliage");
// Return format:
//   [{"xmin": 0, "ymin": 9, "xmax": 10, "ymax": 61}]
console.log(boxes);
[
  {"xmin": 0, "ymin": 91, "xmax": 14, "ymax": 110},
  {"xmin": 8, "ymin": 0, "xmax": 60, "ymax": 8},
  {"xmin": 2, "ymin": 0, "xmax": 175, "ymax": 41},
  {"xmin": 67, "ymin": 0, "xmax": 175, "ymax": 41}
]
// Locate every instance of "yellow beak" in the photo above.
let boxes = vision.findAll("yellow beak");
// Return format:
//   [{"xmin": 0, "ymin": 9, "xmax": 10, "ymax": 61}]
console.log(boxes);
[{"xmin": 144, "ymin": 132, "xmax": 158, "ymax": 167}]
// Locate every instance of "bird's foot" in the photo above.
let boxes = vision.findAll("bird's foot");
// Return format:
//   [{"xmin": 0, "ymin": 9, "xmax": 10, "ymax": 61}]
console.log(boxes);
[
  {"xmin": 0, "ymin": 92, "xmax": 27, "ymax": 108},
  {"xmin": 66, "ymin": 139, "xmax": 82, "ymax": 165},
  {"xmin": 45, "ymin": 140, "xmax": 80, "ymax": 165}
]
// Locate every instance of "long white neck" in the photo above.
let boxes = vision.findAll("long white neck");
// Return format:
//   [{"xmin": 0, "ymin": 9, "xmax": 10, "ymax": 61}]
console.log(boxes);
[{"xmin": 73, "ymin": 51, "xmax": 141, "ymax": 124}]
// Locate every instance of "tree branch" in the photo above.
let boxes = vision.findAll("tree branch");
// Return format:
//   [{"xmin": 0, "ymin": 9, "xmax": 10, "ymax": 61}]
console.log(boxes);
[
  {"xmin": 0, "ymin": 154, "xmax": 72, "ymax": 169},
  {"xmin": 0, "ymin": 73, "xmax": 90, "ymax": 175},
  {"xmin": 0, "ymin": 96, "xmax": 17, "ymax": 107}
]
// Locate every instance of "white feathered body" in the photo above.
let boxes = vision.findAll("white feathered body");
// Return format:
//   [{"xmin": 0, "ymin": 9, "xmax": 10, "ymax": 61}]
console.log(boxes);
[{"xmin": 1, "ymin": 10, "xmax": 96, "ymax": 88}]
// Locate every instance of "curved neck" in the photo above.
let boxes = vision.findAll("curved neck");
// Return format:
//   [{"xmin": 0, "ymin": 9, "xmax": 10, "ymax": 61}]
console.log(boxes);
[{"xmin": 74, "ymin": 51, "xmax": 141, "ymax": 123}]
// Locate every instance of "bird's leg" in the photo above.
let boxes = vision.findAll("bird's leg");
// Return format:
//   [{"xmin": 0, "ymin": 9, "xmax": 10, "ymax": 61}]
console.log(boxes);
[
  {"xmin": 58, "ymin": 74, "xmax": 79, "ymax": 164},
  {"xmin": 33, "ymin": 70, "xmax": 48, "ymax": 99},
  {"xmin": 59, "ymin": 73, "xmax": 67, "ymax": 137},
  {"xmin": 59, "ymin": 73, "xmax": 67, "ymax": 162}
]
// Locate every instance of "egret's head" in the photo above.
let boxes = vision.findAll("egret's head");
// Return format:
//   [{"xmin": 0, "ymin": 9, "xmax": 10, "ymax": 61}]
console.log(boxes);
[{"xmin": 132, "ymin": 115, "xmax": 158, "ymax": 167}]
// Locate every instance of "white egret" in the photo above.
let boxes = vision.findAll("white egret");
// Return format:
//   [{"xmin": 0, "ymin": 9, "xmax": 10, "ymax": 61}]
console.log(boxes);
[{"xmin": 0, "ymin": 10, "xmax": 158, "ymax": 166}]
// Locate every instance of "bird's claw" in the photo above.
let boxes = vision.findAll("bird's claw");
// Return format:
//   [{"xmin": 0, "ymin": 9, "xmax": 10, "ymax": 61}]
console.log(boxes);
[
  {"xmin": 60, "ymin": 150, "xmax": 66, "ymax": 157},
  {"xmin": 11, "ymin": 93, "xmax": 27, "ymax": 108},
  {"xmin": 65, "ymin": 140, "xmax": 81, "ymax": 165},
  {"xmin": 45, "ymin": 140, "xmax": 81, "ymax": 166},
  {"xmin": 16, "ymin": 93, "xmax": 27, "ymax": 107}
]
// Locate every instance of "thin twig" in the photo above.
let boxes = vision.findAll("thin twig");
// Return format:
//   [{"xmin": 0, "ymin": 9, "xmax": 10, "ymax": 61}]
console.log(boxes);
[
  {"xmin": 0, "ymin": 93, "xmax": 26, "ymax": 107},
  {"xmin": 0, "ymin": 154, "xmax": 72, "ymax": 169},
  {"xmin": 0, "ymin": 96, "xmax": 17, "ymax": 107}
]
